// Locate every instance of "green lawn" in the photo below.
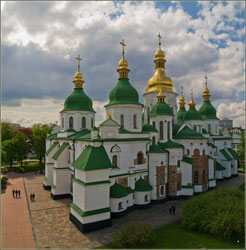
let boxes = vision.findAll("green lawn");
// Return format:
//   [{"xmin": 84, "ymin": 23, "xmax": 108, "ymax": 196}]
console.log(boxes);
[{"xmin": 239, "ymin": 183, "xmax": 245, "ymax": 191}]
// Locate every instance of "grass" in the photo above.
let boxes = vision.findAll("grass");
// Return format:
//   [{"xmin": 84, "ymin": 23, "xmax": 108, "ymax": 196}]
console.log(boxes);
[{"xmin": 239, "ymin": 183, "xmax": 245, "ymax": 191}]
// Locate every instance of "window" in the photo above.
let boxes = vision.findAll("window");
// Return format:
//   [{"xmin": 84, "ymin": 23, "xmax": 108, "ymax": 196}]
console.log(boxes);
[
  {"xmin": 187, "ymin": 149, "xmax": 190, "ymax": 155},
  {"xmin": 194, "ymin": 125, "xmax": 197, "ymax": 131},
  {"xmin": 208, "ymin": 124, "xmax": 211, "ymax": 133},
  {"xmin": 202, "ymin": 170, "xmax": 206, "ymax": 183},
  {"xmin": 167, "ymin": 122, "xmax": 170, "ymax": 140},
  {"xmin": 145, "ymin": 195, "xmax": 148, "ymax": 202},
  {"xmin": 133, "ymin": 114, "xmax": 137, "ymax": 129},
  {"xmin": 118, "ymin": 202, "xmax": 122, "ymax": 210},
  {"xmin": 177, "ymin": 160, "xmax": 180, "ymax": 168},
  {"xmin": 160, "ymin": 186, "xmax": 164, "ymax": 195},
  {"xmin": 137, "ymin": 152, "xmax": 144, "ymax": 164},
  {"xmin": 203, "ymin": 149, "xmax": 205, "ymax": 155},
  {"xmin": 62, "ymin": 117, "xmax": 64, "ymax": 128},
  {"xmin": 69, "ymin": 117, "xmax": 73, "ymax": 129},
  {"xmin": 152, "ymin": 136, "xmax": 156, "ymax": 145},
  {"xmin": 194, "ymin": 171, "xmax": 199, "ymax": 184},
  {"xmin": 91, "ymin": 118, "xmax": 94, "ymax": 128},
  {"xmin": 120, "ymin": 114, "xmax": 124, "ymax": 128},
  {"xmin": 112, "ymin": 155, "xmax": 117, "ymax": 167},
  {"xmin": 152, "ymin": 121, "xmax": 155, "ymax": 128},
  {"xmin": 215, "ymin": 124, "xmax": 218, "ymax": 134},
  {"xmin": 82, "ymin": 117, "xmax": 86, "ymax": 129},
  {"xmin": 193, "ymin": 149, "xmax": 200, "ymax": 156},
  {"xmin": 147, "ymin": 107, "xmax": 150, "ymax": 124},
  {"xmin": 160, "ymin": 121, "xmax": 163, "ymax": 140}
]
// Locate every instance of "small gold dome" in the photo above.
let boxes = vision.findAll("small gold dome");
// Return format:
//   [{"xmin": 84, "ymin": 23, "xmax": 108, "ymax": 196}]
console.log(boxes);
[
  {"xmin": 118, "ymin": 57, "xmax": 128, "ymax": 69},
  {"xmin": 179, "ymin": 96, "xmax": 185, "ymax": 102},
  {"xmin": 74, "ymin": 71, "xmax": 83, "ymax": 80},
  {"xmin": 155, "ymin": 49, "xmax": 165, "ymax": 59}
]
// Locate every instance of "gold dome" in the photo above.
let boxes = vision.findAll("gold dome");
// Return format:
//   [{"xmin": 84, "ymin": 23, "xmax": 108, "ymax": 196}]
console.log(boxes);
[
  {"xmin": 118, "ymin": 57, "xmax": 128, "ymax": 69},
  {"xmin": 73, "ymin": 55, "xmax": 84, "ymax": 89},
  {"xmin": 179, "ymin": 86, "xmax": 186, "ymax": 108},
  {"xmin": 74, "ymin": 71, "xmax": 83, "ymax": 81},
  {"xmin": 203, "ymin": 75, "xmax": 210, "ymax": 101},
  {"xmin": 189, "ymin": 92, "xmax": 196, "ymax": 109},
  {"xmin": 155, "ymin": 49, "xmax": 165, "ymax": 59}
]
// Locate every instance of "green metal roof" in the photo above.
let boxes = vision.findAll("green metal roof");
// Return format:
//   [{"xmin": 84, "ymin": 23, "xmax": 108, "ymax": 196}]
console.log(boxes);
[
  {"xmin": 220, "ymin": 149, "xmax": 233, "ymax": 161},
  {"xmin": 199, "ymin": 101, "xmax": 218, "ymax": 120},
  {"xmin": 148, "ymin": 144, "xmax": 166, "ymax": 153},
  {"xmin": 65, "ymin": 128, "xmax": 76, "ymax": 133},
  {"xmin": 52, "ymin": 142, "xmax": 68, "ymax": 160},
  {"xmin": 68, "ymin": 129, "xmax": 91, "ymax": 140},
  {"xmin": 184, "ymin": 109, "xmax": 203, "ymax": 121},
  {"xmin": 119, "ymin": 128, "xmax": 146, "ymax": 134},
  {"xmin": 110, "ymin": 182, "xmax": 129, "ymax": 198},
  {"xmin": 178, "ymin": 107, "xmax": 186, "ymax": 123},
  {"xmin": 216, "ymin": 161, "xmax": 226, "ymax": 171},
  {"xmin": 174, "ymin": 126, "xmax": 205, "ymax": 139},
  {"xmin": 173, "ymin": 124, "xmax": 182, "ymax": 136},
  {"xmin": 73, "ymin": 145, "xmax": 112, "ymax": 171},
  {"xmin": 135, "ymin": 177, "xmax": 153, "ymax": 192},
  {"xmin": 227, "ymin": 148, "xmax": 239, "ymax": 160},
  {"xmin": 46, "ymin": 142, "xmax": 59, "ymax": 156},
  {"xmin": 91, "ymin": 126, "xmax": 99, "ymax": 131},
  {"xmin": 181, "ymin": 155, "xmax": 193, "ymax": 165},
  {"xmin": 142, "ymin": 123, "xmax": 158, "ymax": 133},
  {"xmin": 125, "ymin": 186, "xmax": 134, "ymax": 194},
  {"xmin": 62, "ymin": 88, "xmax": 95, "ymax": 112},
  {"xmin": 158, "ymin": 140, "xmax": 184, "ymax": 148},
  {"xmin": 106, "ymin": 78, "xmax": 142, "ymax": 107},
  {"xmin": 207, "ymin": 142, "xmax": 217, "ymax": 148},
  {"xmin": 202, "ymin": 128, "xmax": 208, "ymax": 134},
  {"xmin": 150, "ymin": 102, "xmax": 173, "ymax": 117}
]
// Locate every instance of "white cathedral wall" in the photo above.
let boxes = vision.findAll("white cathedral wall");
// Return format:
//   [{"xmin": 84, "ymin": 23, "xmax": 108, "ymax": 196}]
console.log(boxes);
[
  {"xmin": 208, "ymin": 158, "xmax": 215, "ymax": 180},
  {"xmin": 75, "ymin": 169, "xmax": 110, "ymax": 183},
  {"xmin": 44, "ymin": 163, "xmax": 54, "ymax": 186},
  {"xmin": 134, "ymin": 191, "xmax": 151, "ymax": 205},
  {"xmin": 110, "ymin": 197, "xmax": 128, "ymax": 213},
  {"xmin": 203, "ymin": 119, "xmax": 219, "ymax": 135},
  {"xmin": 184, "ymin": 120, "xmax": 203, "ymax": 133},
  {"xmin": 52, "ymin": 169, "xmax": 71, "ymax": 195},
  {"xmin": 168, "ymin": 148, "xmax": 183, "ymax": 166},
  {"xmin": 180, "ymin": 162, "xmax": 192, "ymax": 186},
  {"xmin": 73, "ymin": 181, "xmax": 85, "ymax": 211},
  {"xmin": 106, "ymin": 104, "xmax": 143, "ymax": 132}
]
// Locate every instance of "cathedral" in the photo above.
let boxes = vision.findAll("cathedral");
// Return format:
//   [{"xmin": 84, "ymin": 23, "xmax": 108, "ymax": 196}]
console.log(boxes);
[{"xmin": 43, "ymin": 34, "xmax": 239, "ymax": 233}]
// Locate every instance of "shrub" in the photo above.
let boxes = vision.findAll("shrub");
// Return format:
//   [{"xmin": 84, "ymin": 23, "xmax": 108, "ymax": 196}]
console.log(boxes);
[
  {"xmin": 182, "ymin": 188, "xmax": 245, "ymax": 240},
  {"xmin": 111, "ymin": 221, "xmax": 155, "ymax": 248},
  {"xmin": 1, "ymin": 177, "xmax": 8, "ymax": 183}
]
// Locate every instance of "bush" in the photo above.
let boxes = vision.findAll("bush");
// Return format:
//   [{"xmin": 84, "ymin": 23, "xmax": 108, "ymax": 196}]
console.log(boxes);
[
  {"xmin": 111, "ymin": 221, "xmax": 155, "ymax": 248},
  {"xmin": 182, "ymin": 188, "xmax": 245, "ymax": 240},
  {"xmin": 1, "ymin": 177, "xmax": 8, "ymax": 183}
]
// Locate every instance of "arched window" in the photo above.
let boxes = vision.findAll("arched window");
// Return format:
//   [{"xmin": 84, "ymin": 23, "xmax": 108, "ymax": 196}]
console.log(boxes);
[
  {"xmin": 194, "ymin": 125, "xmax": 197, "ymax": 131},
  {"xmin": 69, "ymin": 117, "xmax": 73, "ymax": 129},
  {"xmin": 194, "ymin": 170, "xmax": 199, "ymax": 184},
  {"xmin": 91, "ymin": 118, "xmax": 94, "ymax": 128},
  {"xmin": 120, "ymin": 114, "xmax": 124, "ymax": 128},
  {"xmin": 167, "ymin": 122, "xmax": 170, "ymax": 140},
  {"xmin": 193, "ymin": 149, "xmax": 200, "ymax": 156},
  {"xmin": 145, "ymin": 194, "xmax": 148, "ymax": 202},
  {"xmin": 160, "ymin": 121, "xmax": 163, "ymax": 140},
  {"xmin": 112, "ymin": 155, "xmax": 117, "ymax": 167},
  {"xmin": 152, "ymin": 136, "xmax": 156, "ymax": 145},
  {"xmin": 147, "ymin": 107, "xmax": 150, "ymax": 124},
  {"xmin": 118, "ymin": 202, "xmax": 122, "ymax": 210},
  {"xmin": 203, "ymin": 149, "xmax": 206, "ymax": 155},
  {"xmin": 160, "ymin": 186, "xmax": 164, "ymax": 195},
  {"xmin": 152, "ymin": 121, "xmax": 155, "ymax": 128},
  {"xmin": 215, "ymin": 124, "xmax": 218, "ymax": 134},
  {"xmin": 133, "ymin": 114, "xmax": 137, "ymax": 129},
  {"xmin": 202, "ymin": 170, "xmax": 206, "ymax": 183},
  {"xmin": 187, "ymin": 149, "xmax": 190, "ymax": 155},
  {"xmin": 208, "ymin": 124, "xmax": 211, "ymax": 133},
  {"xmin": 62, "ymin": 117, "xmax": 64, "ymax": 128},
  {"xmin": 137, "ymin": 151, "xmax": 144, "ymax": 164},
  {"xmin": 82, "ymin": 117, "xmax": 86, "ymax": 129},
  {"xmin": 177, "ymin": 160, "xmax": 180, "ymax": 168}
]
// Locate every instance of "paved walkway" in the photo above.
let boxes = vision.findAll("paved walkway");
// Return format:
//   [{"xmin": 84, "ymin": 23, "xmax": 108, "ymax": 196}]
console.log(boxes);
[{"xmin": 1, "ymin": 172, "xmax": 35, "ymax": 249}]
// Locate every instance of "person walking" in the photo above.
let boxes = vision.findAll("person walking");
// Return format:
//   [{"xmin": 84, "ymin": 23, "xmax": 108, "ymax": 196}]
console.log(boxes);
[
  {"xmin": 33, "ymin": 193, "xmax": 35, "ymax": 201},
  {"xmin": 169, "ymin": 204, "xmax": 172, "ymax": 214},
  {"xmin": 12, "ymin": 189, "xmax": 15, "ymax": 198},
  {"xmin": 18, "ymin": 190, "xmax": 21, "ymax": 198},
  {"xmin": 30, "ymin": 193, "xmax": 33, "ymax": 202},
  {"xmin": 172, "ymin": 205, "xmax": 176, "ymax": 215},
  {"xmin": 15, "ymin": 190, "xmax": 18, "ymax": 198}
]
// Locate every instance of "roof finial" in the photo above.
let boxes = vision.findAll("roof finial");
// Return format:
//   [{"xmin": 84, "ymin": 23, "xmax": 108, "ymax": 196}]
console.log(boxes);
[
  {"xmin": 181, "ymin": 85, "xmax": 184, "ymax": 96},
  {"xmin": 205, "ymin": 75, "xmax": 208, "ymax": 89},
  {"xmin": 75, "ymin": 55, "xmax": 82, "ymax": 72},
  {"xmin": 157, "ymin": 32, "xmax": 162, "ymax": 50},
  {"xmin": 120, "ymin": 39, "xmax": 126, "ymax": 58}
]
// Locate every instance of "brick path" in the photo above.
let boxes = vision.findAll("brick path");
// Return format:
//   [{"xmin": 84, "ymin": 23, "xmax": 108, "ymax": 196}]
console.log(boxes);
[{"xmin": 1, "ymin": 172, "xmax": 35, "ymax": 249}]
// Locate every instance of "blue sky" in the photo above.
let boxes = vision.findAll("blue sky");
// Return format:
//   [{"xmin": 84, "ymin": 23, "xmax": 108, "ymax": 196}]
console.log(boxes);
[{"xmin": 1, "ymin": 1, "xmax": 245, "ymax": 127}]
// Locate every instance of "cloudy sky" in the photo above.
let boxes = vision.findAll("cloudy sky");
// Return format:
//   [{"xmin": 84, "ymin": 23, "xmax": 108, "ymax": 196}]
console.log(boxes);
[{"xmin": 1, "ymin": 1, "xmax": 245, "ymax": 128}]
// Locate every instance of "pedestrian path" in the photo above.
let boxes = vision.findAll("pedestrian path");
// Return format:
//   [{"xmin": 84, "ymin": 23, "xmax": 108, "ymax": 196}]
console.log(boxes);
[{"xmin": 1, "ymin": 173, "xmax": 35, "ymax": 249}]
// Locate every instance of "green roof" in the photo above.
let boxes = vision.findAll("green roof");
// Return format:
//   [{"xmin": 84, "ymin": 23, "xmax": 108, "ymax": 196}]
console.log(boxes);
[
  {"xmin": 125, "ymin": 186, "xmax": 134, "ymax": 194},
  {"xmin": 135, "ymin": 177, "xmax": 153, "ymax": 192},
  {"xmin": 46, "ymin": 142, "xmax": 59, "ymax": 156},
  {"xmin": 110, "ymin": 182, "xmax": 129, "ymax": 198},
  {"xmin": 208, "ymin": 142, "xmax": 217, "ymax": 148},
  {"xmin": 173, "ymin": 124, "xmax": 182, "ymax": 136},
  {"xmin": 106, "ymin": 78, "xmax": 142, "ymax": 107},
  {"xmin": 148, "ymin": 144, "xmax": 166, "ymax": 153},
  {"xmin": 227, "ymin": 148, "xmax": 239, "ymax": 160},
  {"xmin": 52, "ymin": 142, "xmax": 68, "ymax": 160},
  {"xmin": 220, "ymin": 149, "xmax": 233, "ymax": 161},
  {"xmin": 202, "ymin": 128, "xmax": 208, "ymax": 134},
  {"xmin": 150, "ymin": 102, "xmax": 173, "ymax": 117},
  {"xmin": 47, "ymin": 133, "xmax": 58, "ymax": 139},
  {"xmin": 91, "ymin": 126, "xmax": 99, "ymax": 131},
  {"xmin": 118, "ymin": 128, "xmax": 145, "ymax": 134},
  {"xmin": 72, "ymin": 145, "xmax": 112, "ymax": 171},
  {"xmin": 178, "ymin": 107, "xmax": 186, "ymax": 123},
  {"xmin": 184, "ymin": 109, "xmax": 203, "ymax": 121},
  {"xmin": 158, "ymin": 140, "xmax": 184, "ymax": 148},
  {"xmin": 68, "ymin": 129, "xmax": 91, "ymax": 140},
  {"xmin": 65, "ymin": 128, "xmax": 76, "ymax": 133},
  {"xmin": 62, "ymin": 88, "xmax": 95, "ymax": 112},
  {"xmin": 174, "ymin": 126, "xmax": 205, "ymax": 139},
  {"xmin": 181, "ymin": 155, "xmax": 193, "ymax": 165},
  {"xmin": 142, "ymin": 123, "xmax": 158, "ymax": 133},
  {"xmin": 216, "ymin": 161, "xmax": 226, "ymax": 171},
  {"xmin": 199, "ymin": 101, "xmax": 218, "ymax": 120}
]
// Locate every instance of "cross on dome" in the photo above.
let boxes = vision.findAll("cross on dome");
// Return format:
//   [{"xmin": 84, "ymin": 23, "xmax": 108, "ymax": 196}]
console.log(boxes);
[
  {"xmin": 120, "ymin": 39, "xmax": 126, "ymax": 58},
  {"xmin": 181, "ymin": 85, "xmax": 184, "ymax": 96},
  {"xmin": 157, "ymin": 32, "xmax": 162, "ymax": 50},
  {"xmin": 75, "ymin": 55, "xmax": 82, "ymax": 72},
  {"xmin": 205, "ymin": 75, "xmax": 208, "ymax": 88}
]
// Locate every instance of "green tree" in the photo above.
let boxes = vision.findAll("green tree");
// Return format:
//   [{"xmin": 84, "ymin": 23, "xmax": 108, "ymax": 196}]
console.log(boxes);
[
  {"xmin": 13, "ymin": 132, "xmax": 29, "ymax": 167},
  {"xmin": 2, "ymin": 139, "xmax": 17, "ymax": 167},
  {"xmin": 32, "ymin": 123, "xmax": 52, "ymax": 163},
  {"xmin": 1, "ymin": 121, "xmax": 14, "ymax": 142},
  {"xmin": 238, "ymin": 132, "xmax": 245, "ymax": 162}
]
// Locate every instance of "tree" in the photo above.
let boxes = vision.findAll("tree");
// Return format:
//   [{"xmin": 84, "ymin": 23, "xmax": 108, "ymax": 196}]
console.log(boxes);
[
  {"xmin": 2, "ymin": 139, "xmax": 17, "ymax": 167},
  {"xmin": 238, "ymin": 132, "xmax": 245, "ymax": 162},
  {"xmin": 32, "ymin": 123, "xmax": 53, "ymax": 163},
  {"xmin": 14, "ymin": 127, "xmax": 33, "ymax": 154},
  {"xmin": 13, "ymin": 132, "xmax": 29, "ymax": 167},
  {"xmin": 1, "ymin": 121, "xmax": 14, "ymax": 142}
]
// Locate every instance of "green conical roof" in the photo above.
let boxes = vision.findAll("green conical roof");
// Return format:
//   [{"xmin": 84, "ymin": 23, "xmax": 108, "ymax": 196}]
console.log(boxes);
[
  {"xmin": 135, "ymin": 177, "xmax": 153, "ymax": 192},
  {"xmin": 110, "ymin": 182, "xmax": 129, "ymax": 198},
  {"xmin": 178, "ymin": 107, "xmax": 186, "ymax": 123},
  {"xmin": 62, "ymin": 88, "xmax": 95, "ymax": 112},
  {"xmin": 142, "ymin": 123, "xmax": 158, "ymax": 133},
  {"xmin": 105, "ymin": 78, "xmax": 142, "ymax": 107},
  {"xmin": 199, "ymin": 101, "xmax": 218, "ymax": 120},
  {"xmin": 150, "ymin": 102, "xmax": 173, "ymax": 117},
  {"xmin": 184, "ymin": 108, "xmax": 202, "ymax": 121}
]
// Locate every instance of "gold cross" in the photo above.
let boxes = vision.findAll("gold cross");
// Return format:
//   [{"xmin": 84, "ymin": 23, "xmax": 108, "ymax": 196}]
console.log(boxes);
[
  {"xmin": 181, "ymin": 85, "xmax": 184, "ymax": 96},
  {"xmin": 75, "ymin": 55, "xmax": 82, "ymax": 72},
  {"xmin": 157, "ymin": 32, "xmax": 162, "ymax": 49},
  {"xmin": 205, "ymin": 75, "xmax": 208, "ymax": 88},
  {"xmin": 120, "ymin": 39, "xmax": 126, "ymax": 57}
]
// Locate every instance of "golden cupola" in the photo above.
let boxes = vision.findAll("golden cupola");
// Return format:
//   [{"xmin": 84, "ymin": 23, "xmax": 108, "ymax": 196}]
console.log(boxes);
[
  {"xmin": 147, "ymin": 33, "xmax": 174, "ymax": 93},
  {"xmin": 73, "ymin": 55, "xmax": 84, "ymax": 89},
  {"xmin": 117, "ymin": 39, "xmax": 130, "ymax": 79},
  {"xmin": 189, "ymin": 91, "xmax": 196, "ymax": 109},
  {"xmin": 179, "ymin": 85, "xmax": 186, "ymax": 108},
  {"xmin": 202, "ymin": 75, "xmax": 211, "ymax": 102}
]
